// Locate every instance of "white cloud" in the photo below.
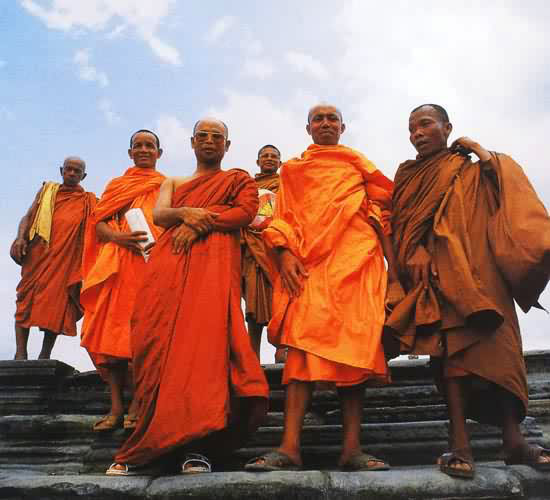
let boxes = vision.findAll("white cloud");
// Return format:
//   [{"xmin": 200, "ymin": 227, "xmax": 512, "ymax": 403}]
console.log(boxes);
[
  {"xmin": 285, "ymin": 50, "xmax": 328, "ymax": 80},
  {"xmin": 205, "ymin": 15, "xmax": 236, "ymax": 43},
  {"xmin": 98, "ymin": 98, "xmax": 120, "ymax": 124},
  {"xmin": 20, "ymin": 0, "xmax": 181, "ymax": 65},
  {"xmin": 155, "ymin": 114, "xmax": 194, "ymax": 176},
  {"xmin": 242, "ymin": 59, "xmax": 275, "ymax": 80},
  {"xmin": 105, "ymin": 23, "xmax": 127, "ymax": 39},
  {"xmin": 73, "ymin": 48, "xmax": 109, "ymax": 87}
]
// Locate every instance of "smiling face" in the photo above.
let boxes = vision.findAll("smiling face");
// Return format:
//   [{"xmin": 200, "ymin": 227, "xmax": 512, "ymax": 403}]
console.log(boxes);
[
  {"xmin": 191, "ymin": 119, "xmax": 230, "ymax": 165},
  {"xmin": 257, "ymin": 146, "xmax": 281, "ymax": 174},
  {"xmin": 59, "ymin": 157, "xmax": 86, "ymax": 186},
  {"xmin": 128, "ymin": 131, "xmax": 162, "ymax": 169},
  {"xmin": 409, "ymin": 106, "xmax": 452, "ymax": 158},
  {"xmin": 306, "ymin": 105, "xmax": 345, "ymax": 146}
]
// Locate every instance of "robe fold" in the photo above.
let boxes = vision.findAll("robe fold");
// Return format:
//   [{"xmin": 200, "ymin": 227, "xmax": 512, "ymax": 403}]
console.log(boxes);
[
  {"xmin": 80, "ymin": 167, "xmax": 165, "ymax": 368},
  {"xmin": 114, "ymin": 169, "xmax": 269, "ymax": 466},
  {"xmin": 386, "ymin": 150, "xmax": 550, "ymax": 424},
  {"xmin": 241, "ymin": 172, "xmax": 280, "ymax": 325},
  {"xmin": 15, "ymin": 183, "xmax": 96, "ymax": 336},
  {"xmin": 263, "ymin": 144, "xmax": 393, "ymax": 386}
]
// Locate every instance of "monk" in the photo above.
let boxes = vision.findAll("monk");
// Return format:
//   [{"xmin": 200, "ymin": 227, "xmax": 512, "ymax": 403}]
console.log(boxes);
[
  {"xmin": 80, "ymin": 130, "xmax": 165, "ymax": 432},
  {"xmin": 241, "ymin": 144, "xmax": 286, "ymax": 362},
  {"xmin": 11, "ymin": 157, "xmax": 95, "ymax": 360},
  {"xmin": 245, "ymin": 104, "xmax": 403, "ymax": 472},
  {"xmin": 385, "ymin": 104, "xmax": 550, "ymax": 478},
  {"xmin": 106, "ymin": 118, "xmax": 268, "ymax": 475}
]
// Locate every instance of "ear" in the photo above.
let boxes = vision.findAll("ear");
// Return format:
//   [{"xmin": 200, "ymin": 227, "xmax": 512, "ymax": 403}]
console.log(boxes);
[
  {"xmin": 157, "ymin": 148, "xmax": 163, "ymax": 159},
  {"xmin": 340, "ymin": 122, "xmax": 346, "ymax": 134},
  {"xmin": 128, "ymin": 148, "xmax": 133, "ymax": 160},
  {"xmin": 81, "ymin": 172, "xmax": 87, "ymax": 181},
  {"xmin": 59, "ymin": 166, "xmax": 64, "ymax": 177},
  {"xmin": 306, "ymin": 123, "xmax": 312, "ymax": 136},
  {"xmin": 256, "ymin": 158, "xmax": 260, "ymax": 167},
  {"xmin": 190, "ymin": 137, "xmax": 196, "ymax": 150},
  {"xmin": 225, "ymin": 139, "xmax": 231, "ymax": 152},
  {"xmin": 444, "ymin": 122, "xmax": 453, "ymax": 140}
]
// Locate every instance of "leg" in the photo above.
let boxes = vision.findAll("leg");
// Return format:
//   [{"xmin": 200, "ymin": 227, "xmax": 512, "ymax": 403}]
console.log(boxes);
[
  {"xmin": 94, "ymin": 362, "xmax": 127, "ymax": 431},
  {"xmin": 438, "ymin": 377, "xmax": 474, "ymax": 476},
  {"xmin": 38, "ymin": 330, "xmax": 58, "ymax": 359},
  {"xmin": 247, "ymin": 318, "xmax": 263, "ymax": 359},
  {"xmin": 338, "ymin": 384, "xmax": 364, "ymax": 466},
  {"xmin": 14, "ymin": 325, "xmax": 30, "ymax": 360},
  {"xmin": 500, "ymin": 389, "xmax": 550, "ymax": 467}
]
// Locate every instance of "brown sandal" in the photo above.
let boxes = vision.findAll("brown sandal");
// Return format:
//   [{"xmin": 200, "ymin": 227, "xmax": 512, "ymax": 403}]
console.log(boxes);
[
  {"xmin": 340, "ymin": 452, "xmax": 390, "ymax": 471},
  {"xmin": 123, "ymin": 414, "xmax": 138, "ymax": 430},
  {"xmin": 93, "ymin": 414, "xmax": 123, "ymax": 432},
  {"xmin": 244, "ymin": 451, "xmax": 301, "ymax": 471},
  {"xmin": 438, "ymin": 450, "xmax": 475, "ymax": 479},
  {"xmin": 505, "ymin": 445, "xmax": 550, "ymax": 471}
]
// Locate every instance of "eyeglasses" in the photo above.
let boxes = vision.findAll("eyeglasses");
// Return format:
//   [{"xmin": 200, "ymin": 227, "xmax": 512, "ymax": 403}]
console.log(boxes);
[{"xmin": 194, "ymin": 131, "xmax": 226, "ymax": 143}]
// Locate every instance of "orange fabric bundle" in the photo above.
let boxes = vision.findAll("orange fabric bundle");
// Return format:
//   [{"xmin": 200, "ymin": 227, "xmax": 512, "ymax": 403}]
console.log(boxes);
[
  {"xmin": 264, "ymin": 144, "xmax": 393, "ymax": 384},
  {"xmin": 80, "ymin": 167, "xmax": 165, "ymax": 367},
  {"xmin": 115, "ymin": 169, "xmax": 268, "ymax": 465},
  {"xmin": 16, "ymin": 184, "xmax": 96, "ymax": 335}
]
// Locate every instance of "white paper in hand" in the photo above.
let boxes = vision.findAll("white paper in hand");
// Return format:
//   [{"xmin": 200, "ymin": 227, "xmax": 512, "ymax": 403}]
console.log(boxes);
[{"xmin": 124, "ymin": 208, "xmax": 155, "ymax": 262}]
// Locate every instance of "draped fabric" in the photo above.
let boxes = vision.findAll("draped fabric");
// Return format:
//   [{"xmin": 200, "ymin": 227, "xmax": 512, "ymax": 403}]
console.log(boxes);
[
  {"xmin": 115, "ymin": 169, "xmax": 268, "ymax": 466},
  {"xmin": 264, "ymin": 144, "xmax": 393, "ymax": 384},
  {"xmin": 80, "ymin": 167, "xmax": 165, "ymax": 368},
  {"xmin": 16, "ymin": 184, "xmax": 96, "ymax": 336}
]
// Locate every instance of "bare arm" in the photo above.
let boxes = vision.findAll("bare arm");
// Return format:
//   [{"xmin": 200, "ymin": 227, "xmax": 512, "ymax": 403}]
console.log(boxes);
[
  {"xmin": 153, "ymin": 178, "xmax": 218, "ymax": 233},
  {"xmin": 10, "ymin": 188, "xmax": 41, "ymax": 264},
  {"xmin": 371, "ymin": 222, "xmax": 400, "ymax": 283}
]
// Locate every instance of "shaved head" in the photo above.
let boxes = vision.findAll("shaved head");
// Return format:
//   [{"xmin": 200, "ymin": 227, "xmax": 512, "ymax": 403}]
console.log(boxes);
[
  {"xmin": 308, "ymin": 103, "xmax": 343, "ymax": 124},
  {"xmin": 410, "ymin": 104, "xmax": 450, "ymax": 123},
  {"xmin": 193, "ymin": 118, "xmax": 229, "ymax": 138},
  {"xmin": 63, "ymin": 156, "xmax": 86, "ymax": 171}
]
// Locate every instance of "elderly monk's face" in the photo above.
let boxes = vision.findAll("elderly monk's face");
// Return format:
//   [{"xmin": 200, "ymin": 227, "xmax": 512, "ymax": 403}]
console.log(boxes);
[
  {"xmin": 409, "ymin": 107, "xmax": 452, "ymax": 158},
  {"xmin": 306, "ymin": 106, "xmax": 345, "ymax": 146},
  {"xmin": 191, "ymin": 120, "xmax": 230, "ymax": 165},
  {"xmin": 60, "ymin": 159, "xmax": 86, "ymax": 186},
  {"xmin": 128, "ymin": 132, "xmax": 162, "ymax": 169},
  {"xmin": 257, "ymin": 147, "xmax": 281, "ymax": 174}
]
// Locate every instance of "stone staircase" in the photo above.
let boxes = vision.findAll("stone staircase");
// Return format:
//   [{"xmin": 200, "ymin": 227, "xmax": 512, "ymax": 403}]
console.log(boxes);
[{"xmin": 0, "ymin": 352, "xmax": 549, "ymax": 499}]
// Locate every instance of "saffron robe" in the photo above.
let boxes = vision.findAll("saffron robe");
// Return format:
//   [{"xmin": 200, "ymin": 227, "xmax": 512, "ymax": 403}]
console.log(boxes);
[
  {"xmin": 115, "ymin": 169, "xmax": 269, "ymax": 466},
  {"xmin": 15, "ymin": 183, "xmax": 96, "ymax": 335},
  {"xmin": 385, "ymin": 150, "xmax": 550, "ymax": 424},
  {"xmin": 241, "ymin": 172, "xmax": 280, "ymax": 325},
  {"xmin": 264, "ymin": 144, "xmax": 393, "ymax": 385},
  {"xmin": 80, "ymin": 167, "xmax": 165, "ymax": 368}
]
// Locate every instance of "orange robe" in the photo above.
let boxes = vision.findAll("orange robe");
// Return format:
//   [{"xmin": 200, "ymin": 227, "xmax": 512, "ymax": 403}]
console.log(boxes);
[
  {"xmin": 264, "ymin": 144, "xmax": 393, "ymax": 386},
  {"xmin": 241, "ymin": 172, "xmax": 280, "ymax": 325},
  {"xmin": 385, "ymin": 150, "xmax": 550, "ymax": 424},
  {"xmin": 115, "ymin": 169, "xmax": 269, "ymax": 466},
  {"xmin": 15, "ymin": 184, "xmax": 96, "ymax": 335},
  {"xmin": 80, "ymin": 167, "xmax": 165, "ymax": 368}
]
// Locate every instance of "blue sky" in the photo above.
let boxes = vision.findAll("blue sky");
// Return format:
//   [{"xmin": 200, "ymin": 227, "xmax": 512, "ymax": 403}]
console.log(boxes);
[{"xmin": 1, "ymin": 1, "xmax": 549, "ymax": 369}]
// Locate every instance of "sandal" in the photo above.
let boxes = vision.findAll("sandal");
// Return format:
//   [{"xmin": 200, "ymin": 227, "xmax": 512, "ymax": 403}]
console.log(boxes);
[
  {"xmin": 124, "ymin": 413, "xmax": 138, "ymax": 430},
  {"xmin": 438, "ymin": 450, "xmax": 475, "ymax": 479},
  {"xmin": 504, "ymin": 445, "xmax": 550, "ymax": 471},
  {"xmin": 105, "ymin": 463, "xmax": 140, "ymax": 476},
  {"xmin": 93, "ymin": 414, "xmax": 123, "ymax": 432},
  {"xmin": 244, "ymin": 450, "xmax": 301, "ymax": 471},
  {"xmin": 340, "ymin": 452, "xmax": 390, "ymax": 471},
  {"xmin": 181, "ymin": 453, "xmax": 212, "ymax": 474}
]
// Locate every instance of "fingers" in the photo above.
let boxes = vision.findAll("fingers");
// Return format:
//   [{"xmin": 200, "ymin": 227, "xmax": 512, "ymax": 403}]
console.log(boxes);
[
  {"xmin": 143, "ymin": 242, "xmax": 155, "ymax": 253},
  {"xmin": 296, "ymin": 260, "xmax": 309, "ymax": 278}
]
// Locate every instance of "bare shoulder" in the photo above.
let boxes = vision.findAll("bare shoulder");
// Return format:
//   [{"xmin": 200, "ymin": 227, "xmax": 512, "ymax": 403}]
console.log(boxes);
[{"xmin": 170, "ymin": 176, "xmax": 194, "ymax": 190}]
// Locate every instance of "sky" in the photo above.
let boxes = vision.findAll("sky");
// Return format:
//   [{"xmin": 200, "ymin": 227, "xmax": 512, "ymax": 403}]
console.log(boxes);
[{"xmin": 1, "ymin": 1, "xmax": 549, "ymax": 371}]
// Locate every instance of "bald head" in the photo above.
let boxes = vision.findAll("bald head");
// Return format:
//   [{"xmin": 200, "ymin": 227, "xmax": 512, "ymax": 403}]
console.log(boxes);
[
  {"xmin": 63, "ymin": 156, "xmax": 86, "ymax": 171},
  {"xmin": 307, "ymin": 103, "xmax": 343, "ymax": 124},
  {"xmin": 193, "ymin": 118, "xmax": 229, "ymax": 139}
]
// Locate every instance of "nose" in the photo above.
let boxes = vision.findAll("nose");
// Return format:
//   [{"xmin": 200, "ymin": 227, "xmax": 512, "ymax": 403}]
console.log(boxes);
[{"xmin": 411, "ymin": 129, "xmax": 423, "ymax": 143}]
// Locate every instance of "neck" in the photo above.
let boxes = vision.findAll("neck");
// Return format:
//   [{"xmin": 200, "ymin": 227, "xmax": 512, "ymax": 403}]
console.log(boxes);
[
  {"xmin": 133, "ymin": 163, "xmax": 156, "ymax": 169},
  {"xmin": 195, "ymin": 161, "xmax": 222, "ymax": 174}
]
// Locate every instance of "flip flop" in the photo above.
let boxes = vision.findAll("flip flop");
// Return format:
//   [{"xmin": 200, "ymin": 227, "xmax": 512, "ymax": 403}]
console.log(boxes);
[
  {"xmin": 181, "ymin": 453, "xmax": 212, "ymax": 474},
  {"xmin": 93, "ymin": 414, "xmax": 123, "ymax": 432},
  {"xmin": 505, "ymin": 445, "xmax": 550, "ymax": 471},
  {"xmin": 244, "ymin": 450, "xmax": 301, "ymax": 471},
  {"xmin": 105, "ymin": 463, "xmax": 140, "ymax": 476},
  {"xmin": 340, "ymin": 452, "xmax": 390, "ymax": 471},
  {"xmin": 438, "ymin": 451, "xmax": 475, "ymax": 479}
]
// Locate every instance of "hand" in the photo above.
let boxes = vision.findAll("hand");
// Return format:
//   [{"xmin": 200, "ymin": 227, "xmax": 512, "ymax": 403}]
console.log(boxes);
[
  {"xmin": 111, "ymin": 230, "xmax": 149, "ymax": 254},
  {"xmin": 406, "ymin": 245, "xmax": 436, "ymax": 290},
  {"xmin": 279, "ymin": 249, "xmax": 308, "ymax": 298},
  {"xmin": 182, "ymin": 207, "xmax": 218, "ymax": 235},
  {"xmin": 10, "ymin": 238, "xmax": 28, "ymax": 265},
  {"xmin": 385, "ymin": 279, "xmax": 406, "ymax": 312},
  {"xmin": 172, "ymin": 224, "xmax": 200, "ymax": 254},
  {"xmin": 450, "ymin": 137, "xmax": 490, "ymax": 161}
]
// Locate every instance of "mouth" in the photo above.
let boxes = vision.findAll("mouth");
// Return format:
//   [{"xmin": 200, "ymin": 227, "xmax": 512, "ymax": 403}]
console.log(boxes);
[{"xmin": 415, "ymin": 140, "xmax": 429, "ymax": 149}]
